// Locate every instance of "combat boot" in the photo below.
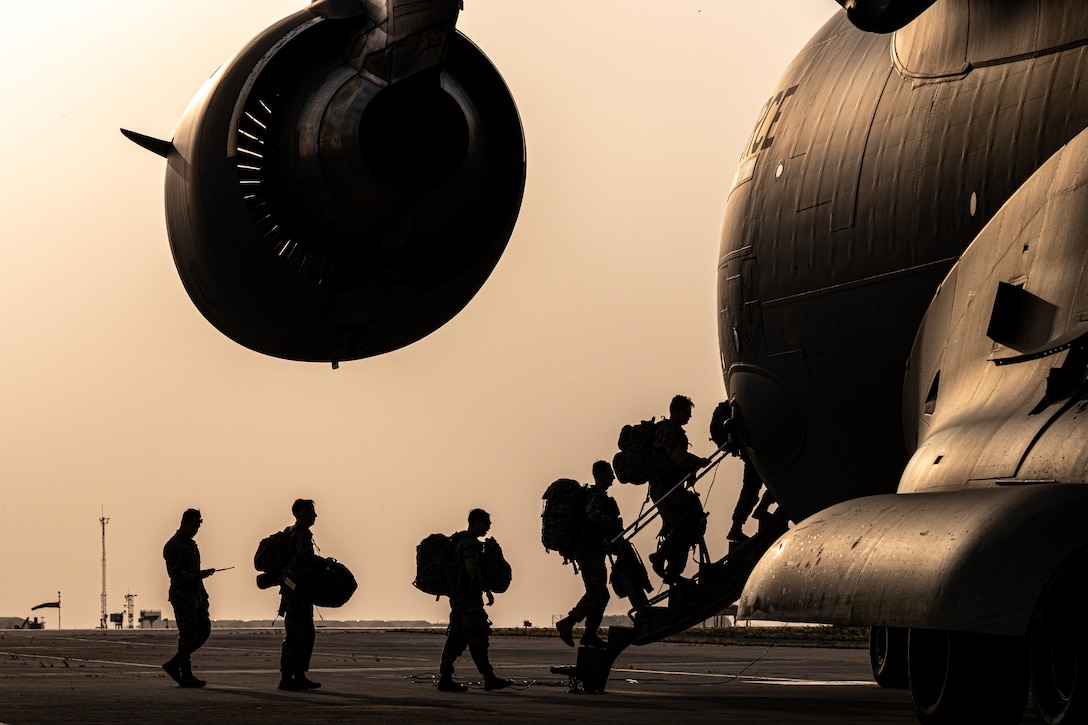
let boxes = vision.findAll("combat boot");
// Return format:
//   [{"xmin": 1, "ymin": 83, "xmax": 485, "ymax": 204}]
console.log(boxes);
[
  {"xmin": 162, "ymin": 657, "xmax": 182, "ymax": 684},
  {"xmin": 178, "ymin": 665, "xmax": 206, "ymax": 688},
  {"xmin": 484, "ymin": 674, "xmax": 512, "ymax": 691},
  {"xmin": 555, "ymin": 616, "xmax": 575, "ymax": 647},
  {"xmin": 436, "ymin": 673, "xmax": 467, "ymax": 692},
  {"xmin": 293, "ymin": 675, "xmax": 320, "ymax": 689},
  {"xmin": 278, "ymin": 673, "xmax": 306, "ymax": 691},
  {"xmin": 580, "ymin": 632, "xmax": 607, "ymax": 649}
]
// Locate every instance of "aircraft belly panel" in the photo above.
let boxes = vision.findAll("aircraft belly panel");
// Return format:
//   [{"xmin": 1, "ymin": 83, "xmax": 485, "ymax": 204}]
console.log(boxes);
[{"xmin": 737, "ymin": 486, "xmax": 1088, "ymax": 635}]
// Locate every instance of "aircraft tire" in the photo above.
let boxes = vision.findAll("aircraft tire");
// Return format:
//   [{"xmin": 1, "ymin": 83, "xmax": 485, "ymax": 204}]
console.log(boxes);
[
  {"xmin": 1030, "ymin": 557, "xmax": 1088, "ymax": 725},
  {"xmin": 869, "ymin": 626, "xmax": 909, "ymax": 689},
  {"xmin": 907, "ymin": 628, "xmax": 1028, "ymax": 725}
]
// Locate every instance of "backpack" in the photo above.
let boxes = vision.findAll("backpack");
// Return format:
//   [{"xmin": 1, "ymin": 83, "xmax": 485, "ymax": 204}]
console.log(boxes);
[
  {"xmin": 481, "ymin": 537, "xmax": 513, "ymax": 593},
  {"xmin": 253, "ymin": 528, "xmax": 293, "ymax": 589},
  {"xmin": 541, "ymin": 478, "xmax": 588, "ymax": 560},
  {"xmin": 709, "ymin": 400, "xmax": 739, "ymax": 453},
  {"xmin": 413, "ymin": 533, "xmax": 455, "ymax": 598},
  {"xmin": 612, "ymin": 418, "xmax": 657, "ymax": 484}
]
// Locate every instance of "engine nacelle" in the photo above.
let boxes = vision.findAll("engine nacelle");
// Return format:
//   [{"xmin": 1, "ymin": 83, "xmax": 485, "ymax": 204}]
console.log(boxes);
[{"xmin": 139, "ymin": 1, "xmax": 525, "ymax": 363}]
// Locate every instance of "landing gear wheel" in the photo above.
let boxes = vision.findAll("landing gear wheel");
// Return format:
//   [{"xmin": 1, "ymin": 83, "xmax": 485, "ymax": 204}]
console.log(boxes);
[
  {"xmin": 1030, "ymin": 558, "xmax": 1088, "ymax": 724},
  {"xmin": 869, "ymin": 626, "xmax": 909, "ymax": 689},
  {"xmin": 907, "ymin": 628, "xmax": 1028, "ymax": 725}
]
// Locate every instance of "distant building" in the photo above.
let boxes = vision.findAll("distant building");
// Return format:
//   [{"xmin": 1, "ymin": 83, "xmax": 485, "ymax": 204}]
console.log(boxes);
[{"xmin": 1, "ymin": 616, "xmax": 46, "ymax": 629}]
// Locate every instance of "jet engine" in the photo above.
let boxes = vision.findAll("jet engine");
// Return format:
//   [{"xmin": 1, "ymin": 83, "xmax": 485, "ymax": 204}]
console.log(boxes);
[{"xmin": 124, "ymin": 1, "xmax": 525, "ymax": 364}]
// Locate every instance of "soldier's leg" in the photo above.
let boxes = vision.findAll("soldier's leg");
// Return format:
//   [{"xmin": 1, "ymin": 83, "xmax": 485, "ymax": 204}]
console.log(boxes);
[
  {"xmin": 729, "ymin": 462, "xmax": 763, "ymax": 540},
  {"xmin": 163, "ymin": 599, "xmax": 189, "ymax": 684},
  {"xmin": 649, "ymin": 493, "xmax": 683, "ymax": 578},
  {"xmin": 664, "ymin": 491, "xmax": 710, "ymax": 578},
  {"xmin": 171, "ymin": 598, "xmax": 203, "ymax": 665},
  {"xmin": 440, "ymin": 608, "xmax": 468, "ymax": 675},
  {"xmin": 462, "ymin": 607, "xmax": 510, "ymax": 690},
  {"xmin": 166, "ymin": 598, "xmax": 208, "ymax": 687},
  {"xmin": 192, "ymin": 599, "xmax": 211, "ymax": 655},
  {"xmin": 567, "ymin": 555, "xmax": 602, "ymax": 624},
  {"xmin": 753, "ymin": 489, "xmax": 776, "ymax": 519},
  {"xmin": 281, "ymin": 598, "xmax": 315, "ymax": 676},
  {"xmin": 463, "ymin": 607, "xmax": 494, "ymax": 677},
  {"xmin": 580, "ymin": 556, "xmax": 610, "ymax": 645}
]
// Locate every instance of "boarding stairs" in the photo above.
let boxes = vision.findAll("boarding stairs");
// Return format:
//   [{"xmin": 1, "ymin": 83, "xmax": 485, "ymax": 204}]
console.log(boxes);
[{"xmin": 551, "ymin": 449, "xmax": 790, "ymax": 693}]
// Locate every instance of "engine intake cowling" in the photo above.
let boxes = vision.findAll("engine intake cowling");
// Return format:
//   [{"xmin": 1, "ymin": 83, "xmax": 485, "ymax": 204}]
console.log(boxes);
[{"xmin": 155, "ymin": 3, "xmax": 525, "ymax": 363}]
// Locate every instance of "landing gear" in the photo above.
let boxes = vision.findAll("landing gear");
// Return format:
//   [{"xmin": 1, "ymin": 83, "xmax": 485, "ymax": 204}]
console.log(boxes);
[
  {"xmin": 907, "ymin": 629, "xmax": 1028, "ymax": 725},
  {"xmin": 869, "ymin": 625, "xmax": 908, "ymax": 689},
  {"xmin": 1029, "ymin": 558, "xmax": 1088, "ymax": 725}
]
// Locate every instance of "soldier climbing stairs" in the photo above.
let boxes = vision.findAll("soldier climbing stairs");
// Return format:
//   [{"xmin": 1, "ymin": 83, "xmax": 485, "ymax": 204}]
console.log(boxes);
[{"xmin": 551, "ymin": 451, "xmax": 790, "ymax": 693}]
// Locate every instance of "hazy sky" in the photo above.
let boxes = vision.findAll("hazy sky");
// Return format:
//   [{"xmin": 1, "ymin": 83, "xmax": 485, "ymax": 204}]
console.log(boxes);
[{"xmin": 0, "ymin": 0, "xmax": 836, "ymax": 629}]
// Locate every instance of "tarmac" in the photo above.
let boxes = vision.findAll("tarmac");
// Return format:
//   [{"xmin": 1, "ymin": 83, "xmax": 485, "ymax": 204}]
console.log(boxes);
[{"xmin": 0, "ymin": 628, "xmax": 1042, "ymax": 724}]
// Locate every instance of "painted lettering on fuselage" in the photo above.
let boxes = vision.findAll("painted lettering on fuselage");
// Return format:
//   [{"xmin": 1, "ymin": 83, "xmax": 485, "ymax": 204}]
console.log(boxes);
[{"xmin": 731, "ymin": 84, "xmax": 799, "ymax": 191}]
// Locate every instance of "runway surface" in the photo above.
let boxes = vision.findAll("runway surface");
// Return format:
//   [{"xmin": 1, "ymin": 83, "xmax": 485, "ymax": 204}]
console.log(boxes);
[{"xmin": 0, "ymin": 628, "xmax": 1040, "ymax": 724}]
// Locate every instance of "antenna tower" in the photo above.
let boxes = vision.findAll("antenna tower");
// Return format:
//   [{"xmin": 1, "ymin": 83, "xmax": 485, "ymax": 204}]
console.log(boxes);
[{"xmin": 99, "ymin": 509, "xmax": 109, "ymax": 629}]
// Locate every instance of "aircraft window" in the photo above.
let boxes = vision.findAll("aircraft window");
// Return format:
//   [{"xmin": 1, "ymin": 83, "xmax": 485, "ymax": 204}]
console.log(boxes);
[{"xmin": 969, "ymin": 192, "xmax": 977, "ymax": 217}]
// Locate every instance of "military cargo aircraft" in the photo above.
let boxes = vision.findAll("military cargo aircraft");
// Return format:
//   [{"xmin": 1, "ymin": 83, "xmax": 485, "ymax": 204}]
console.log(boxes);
[
  {"xmin": 125, "ymin": 0, "xmax": 1088, "ymax": 723},
  {"xmin": 724, "ymin": 1, "xmax": 1088, "ymax": 723}
]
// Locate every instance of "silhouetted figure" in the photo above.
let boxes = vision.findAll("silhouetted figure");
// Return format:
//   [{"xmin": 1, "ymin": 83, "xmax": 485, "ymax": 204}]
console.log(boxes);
[
  {"xmin": 162, "ymin": 508, "xmax": 215, "ymax": 688},
  {"xmin": 709, "ymin": 401, "xmax": 775, "ymax": 543},
  {"xmin": 437, "ymin": 509, "xmax": 513, "ymax": 692},
  {"xmin": 555, "ymin": 461, "xmax": 624, "ymax": 648},
  {"xmin": 278, "ymin": 498, "xmax": 321, "ymax": 691},
  {"xmin": 647, "ymin": 395, "xmax": 710, "ymax": 582}
]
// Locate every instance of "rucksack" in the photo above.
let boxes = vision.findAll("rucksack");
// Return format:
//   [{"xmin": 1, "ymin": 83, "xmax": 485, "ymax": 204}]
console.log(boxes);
[
  {"xmin": 612, "ymin": 418, "xmax": 657, "ymax": 484},
  {"xmin": 481, "ymin": 537, "xmax": 512, "ymax": 593},
  {"xmin": 541, "ymin": 478, "xmax": 588, "ymax": 560},
  {"xmin": 413, "ymin": 533, "xmax": 455, "ymax": 598},
  {"xmin": 253, "ymin": 528, "xmax": 293, "ymax": 589},
  {"xmin": 709, "ymin": 400, "xmax": 739, "ymax": 453}
]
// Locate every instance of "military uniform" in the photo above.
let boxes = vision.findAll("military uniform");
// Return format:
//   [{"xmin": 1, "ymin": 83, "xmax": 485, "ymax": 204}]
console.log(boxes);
[
  {"xmin": 566, "ymin": 487, "xmax": 623, "ymax": 639},
  {"xmin": 710, "ymin": 403, "xmax": 775, "ymax": 541},
  {"xmin": 648, "ymin": 419, "xmax": 707, "ymax": 578},
  {"xmin": 163, "ymin": 531, "xmax": 211, "ymax": 675},
  {"xmin": 279, "ymin": 524, "xmax": 316, "ymax": 679},
  {"xmin": 440, "ymin": 531, "xmax": 496, "ymax": 680}
]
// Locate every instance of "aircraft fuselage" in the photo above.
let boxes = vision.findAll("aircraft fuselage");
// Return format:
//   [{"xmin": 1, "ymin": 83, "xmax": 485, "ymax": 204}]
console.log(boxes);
[{"xmin": 720, "ymin": 7, "xmax": 1088, "ymax": 519}]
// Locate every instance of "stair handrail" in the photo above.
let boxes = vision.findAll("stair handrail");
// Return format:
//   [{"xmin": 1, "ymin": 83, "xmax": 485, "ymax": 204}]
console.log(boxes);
[{"xmin": 610, "ymin": 443, "xmax": 730, "ymax": 546}]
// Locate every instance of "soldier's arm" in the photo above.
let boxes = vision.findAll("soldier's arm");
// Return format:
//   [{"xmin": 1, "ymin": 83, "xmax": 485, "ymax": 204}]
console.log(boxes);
[
  {"xmin": 661, "ymin": 424, "xmax": 707, "ymax": 471},
  {"xmin": 587, "ymin": 492, "xmax": 622, "ymax": 536}
]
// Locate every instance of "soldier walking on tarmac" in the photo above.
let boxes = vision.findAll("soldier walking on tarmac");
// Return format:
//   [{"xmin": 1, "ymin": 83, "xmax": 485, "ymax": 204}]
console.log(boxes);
[
  {"xmin": 437, "ymin": 508, "xmax": 513, "ymax": 692},
  {"xmin": 162, "ymin": 508, "xmax": 216, "ymax": 688}
]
